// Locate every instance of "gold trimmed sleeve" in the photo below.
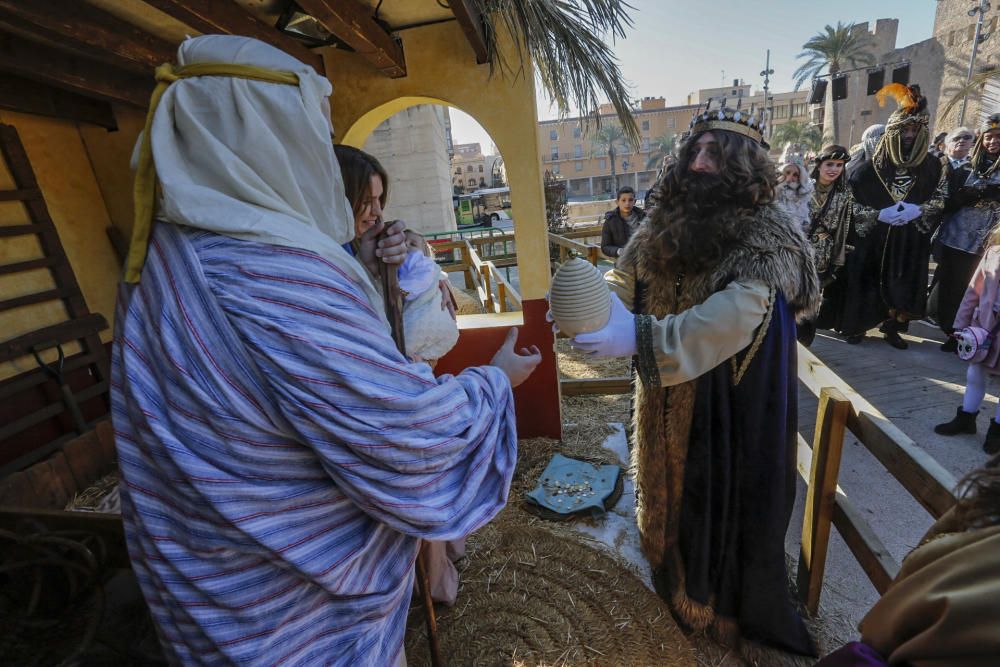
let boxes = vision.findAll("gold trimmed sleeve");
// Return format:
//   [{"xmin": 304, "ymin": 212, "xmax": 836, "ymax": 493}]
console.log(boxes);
[{"xmin": 645, "ymin": 281, "xmax": 771, "ymax": 387}]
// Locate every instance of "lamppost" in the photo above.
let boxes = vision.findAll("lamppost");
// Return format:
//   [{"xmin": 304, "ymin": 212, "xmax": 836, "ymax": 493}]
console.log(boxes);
[
  {"xmin": 760, "ymin": 49, "xmax": 775, "ymax": 138},
  {"xmin": 960, "ymin": 0, "xmax": 992, "ymax": 125}
]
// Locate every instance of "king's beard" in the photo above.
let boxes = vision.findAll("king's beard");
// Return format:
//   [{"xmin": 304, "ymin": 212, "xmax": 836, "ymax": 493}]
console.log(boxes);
[{"xmin": 653, "ymin": 171, "xmax": 741, "ymax": 273}]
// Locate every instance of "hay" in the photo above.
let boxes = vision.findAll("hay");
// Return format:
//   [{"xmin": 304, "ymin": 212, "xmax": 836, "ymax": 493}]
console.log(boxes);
[
  {"xmin": 405, "ymin": 525, "xmax": 696, "ymax": 667},
  {"xmin": 64, "ymin": 471, "xmax": 121, "ymax": 513}
]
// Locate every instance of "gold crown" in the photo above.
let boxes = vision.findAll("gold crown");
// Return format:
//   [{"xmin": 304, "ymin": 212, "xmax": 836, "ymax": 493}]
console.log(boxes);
[
  {"xmin": 986, "ymin": 113, "xmax": 1000, "ymax": 131},
  {"xmin": 689, "ymin": 98, "xmax": 767, "ymax": 145}
]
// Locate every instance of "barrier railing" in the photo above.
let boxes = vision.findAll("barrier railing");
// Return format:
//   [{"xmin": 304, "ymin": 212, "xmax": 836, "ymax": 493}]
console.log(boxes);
[
  {"xmin": 547, "ymin": 232, "xmax": 601, "ymax": 265},
  {"xmin": 557, "ymin": 343, "xmax": 959, "ymax": 615},
  {"xmin": 432, "ymin": 239, "xmax": 521, "ymax": 314}
]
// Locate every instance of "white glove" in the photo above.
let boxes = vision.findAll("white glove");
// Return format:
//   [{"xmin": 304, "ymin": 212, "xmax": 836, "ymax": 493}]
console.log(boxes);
[
  {"xmin": 877, "ymin": 204, "xmax": 904, "ymax": 225},
  {"xmin": 571, "ymin": 292, "xmax": 637, "ymax": 358},
  {"xmin": 897, "ymin": 202, "xmax": 922, "ymax": 223}
]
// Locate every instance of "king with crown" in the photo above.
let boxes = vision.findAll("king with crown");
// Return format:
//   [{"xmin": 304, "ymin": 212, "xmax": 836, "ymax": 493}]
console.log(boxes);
[
  {"xmin": 560, "ymin": 102, "xmax": 820, "ymax": 662},
  {"xmin": 847, "ymin": 84, "xmax": 947, "ymax": 349}
]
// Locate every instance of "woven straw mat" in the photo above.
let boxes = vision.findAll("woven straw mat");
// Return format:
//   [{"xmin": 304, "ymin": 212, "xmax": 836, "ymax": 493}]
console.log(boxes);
[{"xmin": 404, "ymin": 524, "xmax": 695, "ymax": 666}]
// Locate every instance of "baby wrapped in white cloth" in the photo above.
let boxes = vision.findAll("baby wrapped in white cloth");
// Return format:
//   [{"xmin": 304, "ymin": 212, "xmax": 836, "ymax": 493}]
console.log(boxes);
[{"xmin": 400, "ymin": 231, "xmax": 459, "ymax": 364}]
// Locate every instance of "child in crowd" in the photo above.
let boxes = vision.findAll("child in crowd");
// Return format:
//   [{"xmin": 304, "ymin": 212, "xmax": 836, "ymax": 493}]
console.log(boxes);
[
  {"xmin": 935, "ymin": 226, "xmax": 1000, "ymax": 455},
  {"xmin": 399, "ymin": 229, "xmax": 459, "ymax": 367},
  {"xmin": 774, "ymin": 152, "xmax": 814, "ymax": 232}
]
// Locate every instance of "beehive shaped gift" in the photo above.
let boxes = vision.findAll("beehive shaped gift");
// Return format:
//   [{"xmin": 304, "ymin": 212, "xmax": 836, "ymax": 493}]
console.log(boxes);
[{"xmin": 549, "ymin": 257, "xmax": 612, "ymax": 337}]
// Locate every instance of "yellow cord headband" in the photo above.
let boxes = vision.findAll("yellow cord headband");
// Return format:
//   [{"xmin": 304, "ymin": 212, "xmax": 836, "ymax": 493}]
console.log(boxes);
[{"xmin": 126, "ymin": 62, "xmax": 300, "ymax": 283}]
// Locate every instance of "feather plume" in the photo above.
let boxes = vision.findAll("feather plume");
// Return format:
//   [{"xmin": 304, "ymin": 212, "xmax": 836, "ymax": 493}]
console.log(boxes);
[{"xmin": 876, "ymin": 83, "xmax": 922, "ymax": 113}]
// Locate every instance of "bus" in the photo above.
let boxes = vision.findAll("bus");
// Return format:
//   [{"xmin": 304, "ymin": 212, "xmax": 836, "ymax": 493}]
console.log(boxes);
[{"xmin": 454, "ymin": 187, "xmax": 512, "ymax": 228}]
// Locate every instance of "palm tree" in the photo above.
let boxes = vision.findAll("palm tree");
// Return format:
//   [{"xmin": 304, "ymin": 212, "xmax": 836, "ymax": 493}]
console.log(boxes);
[
  {"xmin": 591, "ymin": 124, "xmax": 627, "ymax": 194},
  {"xmin": 480, "ymin": 0, "xmax": 640, "ymax": 146},
  {"xmin": 645, "ymin": 133, "xmax": 677, "ymax": 170},
  {"xmin": 794, "ymin": 22, "xmax": 875, "ymax": 145},
  {"xmin": 769, "ymin": 120, "xmax": 823, "ymax": 154}
]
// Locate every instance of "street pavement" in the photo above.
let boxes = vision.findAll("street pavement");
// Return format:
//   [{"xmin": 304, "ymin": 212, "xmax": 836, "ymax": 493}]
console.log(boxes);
[{"xmin": 786, "ymin": 320, "xmax": 995, "ymax": 648}]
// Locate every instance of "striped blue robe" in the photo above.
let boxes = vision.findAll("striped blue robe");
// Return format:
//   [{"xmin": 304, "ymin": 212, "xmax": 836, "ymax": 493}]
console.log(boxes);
[{"xmin": 111, "ymin": 223, "xmax": 516, "ymax": 665}]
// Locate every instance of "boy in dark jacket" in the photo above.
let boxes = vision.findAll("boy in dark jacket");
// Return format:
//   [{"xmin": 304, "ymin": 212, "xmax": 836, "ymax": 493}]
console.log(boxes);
[{"xmin": 601, "ymin": 186, "xmax": 646, "ymax": 262}]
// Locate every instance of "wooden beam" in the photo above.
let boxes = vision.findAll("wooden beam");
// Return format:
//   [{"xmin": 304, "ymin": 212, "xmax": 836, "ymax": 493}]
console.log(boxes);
[
  {"xmin": 143, "ymin": 0, "xmax": 325, "ymax": 75},
  {"xmin": 0, "ymin": 31, "xmax": 153, "ymax": 107},
  {"xmin": 0, "ymin": 72, "xmax": 117, "ymax": 129},
  {"xmin": 0, "ymin": 0, "xmax": 176, "ymax": 73},
  {"xmin": 560, "ymin": 376, "xmax": 632, "ymax": 396},
  {"xmin": 449, "ymin": 0, "xmax": 489, "ymax": 64},
  {"xmin": 296, "ymin": 0, "xmax": 405, "ymax": 78}
]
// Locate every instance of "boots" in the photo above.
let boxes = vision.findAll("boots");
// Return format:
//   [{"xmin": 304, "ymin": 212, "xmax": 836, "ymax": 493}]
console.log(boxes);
[
  {"xmin": 934, "ymin": 407, "xmax": 978, "ymax": 435},
  {"xmin": 879, "ymin": 319, "xmax": 908, "ymax": 350},
  {"xmin": 985, "ymin": 420, "xmax": 1000, "ymax": 455}
]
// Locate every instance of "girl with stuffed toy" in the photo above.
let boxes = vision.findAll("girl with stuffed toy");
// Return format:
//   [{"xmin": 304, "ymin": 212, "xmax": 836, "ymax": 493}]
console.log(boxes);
[{"xmin": 936, "ymin": 221, "xmax": 1000, "ymax": 454}]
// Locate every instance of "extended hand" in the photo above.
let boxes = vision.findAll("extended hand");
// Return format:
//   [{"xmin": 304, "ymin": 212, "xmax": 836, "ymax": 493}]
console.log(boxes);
[
  {"xmin": 490, "ymin": 327, "xmax": 542, "ymax": 388},
  {"xmin": 571, "ymin": 292, "xmax": 636, "ymax": 358}
]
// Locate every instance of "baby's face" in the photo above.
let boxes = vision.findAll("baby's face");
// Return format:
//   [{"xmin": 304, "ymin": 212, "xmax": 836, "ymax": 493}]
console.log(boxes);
[{"xmin": 405, "ymin": 235, "xmax": 425, "ymax": 254}]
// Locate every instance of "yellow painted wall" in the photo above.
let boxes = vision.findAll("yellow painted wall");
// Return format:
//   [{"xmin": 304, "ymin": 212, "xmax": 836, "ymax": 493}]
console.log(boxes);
[
  {"xmin": 328, "ymin": 21, "xmax": 551, "ymax": 300},
  {"xmin": 79, "ymin": 105, "xmax": 146, "ymax": 242},
  {"xmin": 0, "ymin": 111, "xmax": 120, "ymax": 380}
]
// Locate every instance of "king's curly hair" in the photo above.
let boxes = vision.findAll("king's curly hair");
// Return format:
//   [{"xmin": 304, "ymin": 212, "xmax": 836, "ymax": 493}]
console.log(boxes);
[{"xmin": 647, "ymin": 130, "xmax": 776, "ymax": 274}]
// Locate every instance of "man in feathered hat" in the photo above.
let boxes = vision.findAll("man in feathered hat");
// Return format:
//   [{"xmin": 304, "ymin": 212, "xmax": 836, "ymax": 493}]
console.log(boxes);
[
  {"xmin": 555, "ymin": 101, "xmax": 820, "ymax": 662},
  {"xmin": 848, "ymin": 84, "xmax": 947, "ymax": 349}
]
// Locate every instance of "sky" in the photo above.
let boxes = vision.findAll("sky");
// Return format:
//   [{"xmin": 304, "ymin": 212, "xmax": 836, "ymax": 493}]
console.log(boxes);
[{"xmin": 449, "ymin": 0, "xmax": 938, "ymax": 152}]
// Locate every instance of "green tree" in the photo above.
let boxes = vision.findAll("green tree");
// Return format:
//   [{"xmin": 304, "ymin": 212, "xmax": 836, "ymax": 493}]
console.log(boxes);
[
  {"xmin": 591, "ymin": 124, "xmax": 628, "ymax": 194},
  {"xmin": 645, "ymin": 133, "xmax": 677, "ymax": 170},
  {"xmin": 769, "ymin": 120, "xmax": 823, "ymax": 154},
  {"xmin": 794, "ymin": 22, "xmax": 875, "ymax": 145}
]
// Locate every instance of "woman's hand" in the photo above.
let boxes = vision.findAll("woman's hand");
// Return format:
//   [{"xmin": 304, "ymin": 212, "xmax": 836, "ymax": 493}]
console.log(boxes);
[{"xmin": 358, "ymin": 219, "xmax": 408, "ymax": 276}]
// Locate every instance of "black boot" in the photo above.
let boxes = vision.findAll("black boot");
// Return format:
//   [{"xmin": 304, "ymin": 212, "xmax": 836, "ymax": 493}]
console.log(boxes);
[
  {"xmin": 879, "ymin": 319, "xmax": 908, "ymax": 350},
  {"xmin": 984, "ymin": 420, "xmax": 1000, "ymax": 455},
  {"xmin": 845, "ymin": 333, "xmax": 864, "ymax": 345},
  {"xmin": 940, "ymin": 337, "xmax": 958, "ymax": 353},
  {"xmin": 934, "ymin": 407, "xmax": 978, "ymax": 435}
]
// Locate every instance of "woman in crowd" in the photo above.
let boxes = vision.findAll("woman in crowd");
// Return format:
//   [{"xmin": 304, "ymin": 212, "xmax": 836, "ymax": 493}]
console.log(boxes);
[
  {"xmin": 773, "ymin": 151, "xmax": 814, "ymax": 232},
  {"xmin": 932, "ymin": 115, "xmax": 1000, "ymax": 352},
  {"xmin": 813, "ymin": 145, "xmax": 878, "ymax": 344}
]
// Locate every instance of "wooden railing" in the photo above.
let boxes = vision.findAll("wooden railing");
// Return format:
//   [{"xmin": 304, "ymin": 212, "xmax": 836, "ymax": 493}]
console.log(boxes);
[
  {"xmin": 432, "ymin": 239, "xmax": 522, "ymax": 314},
  {"xmin": 794, "ymin": 345, "xmax": 957, "ymax": 614},
  {"xmin": 547, "ymin": 232, "xmax": 602, "ymax": 265},
  {"xmin": 557, "ymin": 344, "xmax": 959, "ymax": 615}
]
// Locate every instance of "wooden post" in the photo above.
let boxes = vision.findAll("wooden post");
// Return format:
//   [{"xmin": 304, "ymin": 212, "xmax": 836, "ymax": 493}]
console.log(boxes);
[
  {"xmin": 480, "ymin": 264, "xmax": 494, "ymax": 312},
  {"xmin": 587, "ymin": 246, "xmax": 599, "ymax": 266},
  {"xmin": 460, "ymin": 243, "xmax": 474, "ymax": 289},
  {"xmin": 797, "ymin": 386, "xmax": 850, "ymax": 615},
  {"xmin": 496, "ymin": 280, "xmax": 507, "ymax": 313}
]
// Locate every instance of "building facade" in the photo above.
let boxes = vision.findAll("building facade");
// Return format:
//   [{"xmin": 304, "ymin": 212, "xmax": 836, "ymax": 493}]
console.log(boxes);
[
  {"xmin": 362, "ymin": 104, "xmax": 455, "ymax": 234},
  {"xmin": 538, "ymin": 87, "xmax": 810, "ymax": 201},
  {"xmin": 451, "ymin": 142, "xmax": 503, "ymax": 193},
  {"xmin": 933, "ymin": 0, "xmax": 1000, "ymax": 130}
]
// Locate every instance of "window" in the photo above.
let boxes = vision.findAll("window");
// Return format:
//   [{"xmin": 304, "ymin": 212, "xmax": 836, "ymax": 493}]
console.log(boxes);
[
  {"xmin": 466, "ymin": 165, "xmax": 473, "ymax": 173},
  {"xmin": 549, "ymin": 129, "xmax": 558, "ymax": 140},
  {"xmin": 667, "ymin": 117, "xmax": 675, "ymax": 129},
  {"xmin": 641, "ymin": 120, "xmax": 650, "ymax": 131},
  {"xmin": 573, "ymin": 127, "xmax": 581, "ymax": 138},
  {"xmin": 455, "ymin": 167, "xmax": 461, "ymax": 175},
  {"xmin": 792, "ymin": 103, "xmax": 807, "ymax": 117},
  {"xmin": 575, "ymin": 161, "xmax": 583, "ymax": 172},
  {"xmin": 550, "ymin": 147, "xmax": 559, "ymax": 160},
  {"xmin": 467, "ymin": 178, "xmax": 476, "ymax": 186},
  {"xmin": 641, "ymin": 137, "xmax": 650, "ymax": 152},
  {"xmin": 598, "ymin": 158, "xmax": 607, "ymax": 170},
  {"xmin": 478, "ymin": 165, "xmax": 484, "ymax": 172},
  {"xmin": 731, "ymin": 89, "xmax": 737, "ymax": 96},
  {"xmin": 553, "ymin": 164, "xmax": 560, "ymax": 174},
  {"xmin": 574, "ymin": 144, "xmax": 583, "ymax": 158},
  {"xmin": 774, "ymin": 105, "xmax": 789, "ymax": 119}
]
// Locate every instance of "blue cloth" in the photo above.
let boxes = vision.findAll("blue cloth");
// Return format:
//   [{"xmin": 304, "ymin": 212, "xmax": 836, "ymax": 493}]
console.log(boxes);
[{"xmin": 112, "ymin": 223, "xmax": 516, "ymax": 666}]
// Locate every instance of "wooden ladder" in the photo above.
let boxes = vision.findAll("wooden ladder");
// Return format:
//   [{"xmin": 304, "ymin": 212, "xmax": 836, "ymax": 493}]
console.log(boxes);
[{"xmin": 0, "ymin": 123, "xmax": 110, "ymax": 476}]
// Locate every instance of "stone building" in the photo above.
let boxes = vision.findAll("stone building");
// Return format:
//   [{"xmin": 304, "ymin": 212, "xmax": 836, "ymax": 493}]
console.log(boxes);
[
  {"xmin": 362, "ymin": 104, "xmax": 456, "ymax": 234},
  {"xmin": 451, "ymin": 142, "xmax": 503, "ymax": 193},
  {"xmin": 933, "ymin": 0, "xmax": 1000, "ymax": 129}
]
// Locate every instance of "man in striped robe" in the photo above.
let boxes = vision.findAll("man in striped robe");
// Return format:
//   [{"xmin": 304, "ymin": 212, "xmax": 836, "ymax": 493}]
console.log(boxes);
[{"xmin": 112, "ymin": 35, "xmax": 539, "ymax": 665}]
